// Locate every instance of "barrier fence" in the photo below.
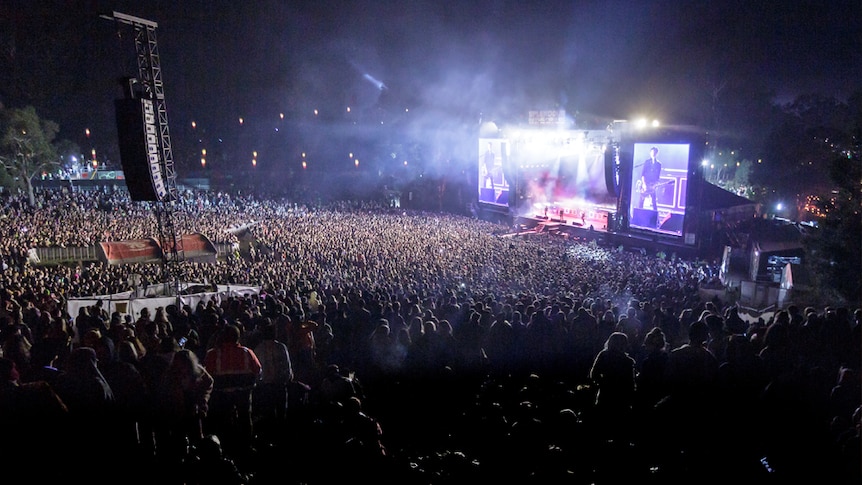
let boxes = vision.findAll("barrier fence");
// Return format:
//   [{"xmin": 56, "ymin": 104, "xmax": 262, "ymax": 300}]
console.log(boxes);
[{"xmin": 31, "ymin": 242, "xmax": 234, "ymax": 265}]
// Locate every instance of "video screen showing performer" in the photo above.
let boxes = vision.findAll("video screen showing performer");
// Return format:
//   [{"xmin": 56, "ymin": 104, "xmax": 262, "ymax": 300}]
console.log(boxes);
[
  {"xmin": 629, "ymin": 142, "xmax": 689, "ymax": 235},
  {"xmin": 637, "ymin": 146, "xmax": 663, "ymax": 210},
  {"xmin": 478, "ymin": 139, "xmax": 509, "ymax": 206}
]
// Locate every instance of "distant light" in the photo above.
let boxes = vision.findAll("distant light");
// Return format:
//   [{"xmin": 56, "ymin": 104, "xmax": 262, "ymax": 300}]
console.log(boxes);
[
  {"xmin": 651, "ymin": 119, "xmax": 660, "ymax": 127},
  {"xmin": 701, "ymin": 160, "xmax": 709, "ymax": 167},
  {"xmin": 346, "ymin": 107, "xmax": 351, "ymax": 113},
  {"xmin": 314, "ymin": 109, "xmax": 318, "ymax": 116},
  {"xmin": 201, "ymin": 158, "xmax": 206, "ymax": 167},
  {"xmin": 191, "ymin": 121, "xmax": 196, "ymax": 129},
  {"xmin": 349, "ymin": 152, "xmax": 353, "ymax": 158},
  {"xmin": 279, "ymin": 113, "xmax": 284, "ymax": 120},
  {"xmin": 403, "ymin": 160, "xmax": 408, "ymax": 166},
  {"xmin": 635, "ymin": 118, "xmax": 648, "ymax": 129},
  {"xmin": 201, "ymin": 149, "xmax": 207, "ymax": 156},
  {"xmin": 85, "ymin": 128, "xmax": 91, "ymax": 137},
  {"xmin": 252, "ymin": 159, "xmax": 257, "ymax": 167},
  {"xmin": 355, "ymin": 159, "xmax": 359, "ymax": 168},
  {"xmin": 776, "ymin": 203, "xmax": 783, "ymax": 211},
  {"xmin": 301, "ymin": 152, "xmax": 306, "ymax": 158},
  {"xmin": 239, "ymin": 117, "xmax": 244, "ymax": 125},
  {"xmin": 302, "ymin": 161, "xmax": 307, "ymax": 169},
  {"xmin": 253, "ymin": 151, "xmax": 258, "ymax": 158},
  {"xmin": 91, "ymin": 149, "xmax": 96, "ymax": 158},
  {"xmin": 405, "ymin": 108, "xmax": 409, "ymax": 112}
]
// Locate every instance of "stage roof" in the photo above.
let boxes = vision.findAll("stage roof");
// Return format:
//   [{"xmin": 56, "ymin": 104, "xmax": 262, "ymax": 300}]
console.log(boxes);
[{"xmin": 700, "ymin": 182, "xmax": 756, "ymax": 211}]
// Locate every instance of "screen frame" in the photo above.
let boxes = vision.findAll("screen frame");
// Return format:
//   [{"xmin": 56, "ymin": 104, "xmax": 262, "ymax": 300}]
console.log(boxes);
[{"xmin": 618, "ymin": 128, "xmax": 706, "ymax": 242}]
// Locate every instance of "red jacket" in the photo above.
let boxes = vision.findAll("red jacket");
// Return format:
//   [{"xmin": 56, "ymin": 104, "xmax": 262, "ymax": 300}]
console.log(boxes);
[{"xmin": 204, "ymin": 342, "xmax": 262, "ymax": 391}]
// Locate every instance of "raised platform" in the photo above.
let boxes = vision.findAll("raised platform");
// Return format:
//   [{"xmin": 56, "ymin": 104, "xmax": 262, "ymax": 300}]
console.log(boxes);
[{"xmin": 511, "ymin": 213, "xmax": 700, "ymax": 258}]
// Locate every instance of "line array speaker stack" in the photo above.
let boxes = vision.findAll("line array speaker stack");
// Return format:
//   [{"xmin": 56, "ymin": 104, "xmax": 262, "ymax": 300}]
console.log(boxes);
[{"xmin": 115, "ymin": 98, "xmax": 167, "ymax": 201}]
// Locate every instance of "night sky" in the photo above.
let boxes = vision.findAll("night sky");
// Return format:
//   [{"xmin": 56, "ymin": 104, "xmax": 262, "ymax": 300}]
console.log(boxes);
[{"xmin": 1, "ymin": 0, "xmax": 860, "ymax": 176}]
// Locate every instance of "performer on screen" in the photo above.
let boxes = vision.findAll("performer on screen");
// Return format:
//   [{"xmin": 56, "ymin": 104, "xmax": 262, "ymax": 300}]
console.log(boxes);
[
  {"xmin": 637, "ymin": 146, "xmax": 663, "ymax": 210},
  {"xmin": 482, "ymin": 142, "xmax": 496, "ymax": 190}
]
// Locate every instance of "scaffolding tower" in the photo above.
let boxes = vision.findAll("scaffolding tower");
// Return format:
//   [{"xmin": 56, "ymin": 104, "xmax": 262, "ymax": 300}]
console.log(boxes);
[{"xmin": 103, "ymin": 11, "xmax": 184, "ymax": 296}]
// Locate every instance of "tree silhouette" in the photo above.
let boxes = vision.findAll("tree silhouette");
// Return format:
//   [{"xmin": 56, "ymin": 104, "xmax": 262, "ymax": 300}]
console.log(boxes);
[
  {"xmin": 801, "ymin": 153, "xmax": 862, "ymax": 307},
  {"xmin": 748, "ymin": 93, "xmax": 857, "ymax": 221},
  {"xmin": 0, "ymin": 105, "xmax": 59, "ymax": 205}
]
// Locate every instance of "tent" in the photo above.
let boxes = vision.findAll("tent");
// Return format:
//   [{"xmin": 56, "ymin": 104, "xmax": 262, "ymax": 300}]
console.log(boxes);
[{"xmin": 96, "ymin": 233, "xmax": 218, "ymax": 265}]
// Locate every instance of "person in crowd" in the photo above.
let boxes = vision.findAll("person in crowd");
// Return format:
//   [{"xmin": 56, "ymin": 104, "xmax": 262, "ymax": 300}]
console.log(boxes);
[
  {"xmin": 653, "ymin": 319, "xmax": 720, "ymax": 472},
  {"xmin": 182, "ymin": 434, "xmax": 250, "ymax": 485},
  {"xmin": 155, "ymin": 348, "xmax": 214, "ymax": 464},
  {"xmin": 617, "ymin": 306, "xmax": 643, "ymax": 354},
  {"xmin": 366, "ymin": 319, "xmax": 394, "ymax": 384},
  {"xmin": 662, "ymin": 320, "xmax": 719, "ymax": 407},
  {"xmin": 485, "ymin": 313, "xmax": 516, "ymax": 378},
  {"xmin": 286, "ymin": 317, "xmax": 318, "ymax": 385},
  {"xmin": 134, "ymin": 307, "xmax": 153, "ymax": 335},
  {"xmin": 0, "ymin": 356, "xmax": 70, "ymax": 480},
  {"xmin": 52, "ymin": 346, "xmax": 125, "ymax": 473},
  {"xmin": 1, "ymin": 330, "xmax": 32, "ymax": 381},
  {"xmin": 252, "ymin": 319, "xmax": 293, "ymax": 429},
  {"xmin": 316, "ymin": 363, "xmax": 360, "ymax": 407},
  {"xmin": 634, "ymin": 326, "xmax": 670, "ymax": 416},
  {"xmin": 23, "ymin": 338, "xmax": 62, "ymax": 385},
  {"xmin": 830, "ymin": 366, "xmax": 862, "ymax": 427},
  {"xmin": 140, "ymin": 336, "xmax": 181, "ymax": 401},
  {"xmin": 101, "ymin": 339, "xmax": 151, "ymax": 455},
  {"xmin": 203, "ymin": 324, "xmax": 261, "ymax": 457},
  {"xmin": 337, "ymin": 395, "xmax": 388, "ymax": 478},
  {"xmin": 589, "ymin": 332, "xmax": 637, "ymax": 440},
  {"xmin": 723, "ymin": 305, "xmax": 748, "ymax": 335},
  {"xmin": 52, "ymin": 346, "xmax": 115, "ymax": 419}
]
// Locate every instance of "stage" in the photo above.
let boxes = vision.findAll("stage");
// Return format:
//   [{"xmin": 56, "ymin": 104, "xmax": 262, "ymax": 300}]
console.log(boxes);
[{"xmin": 508, "ymin": 211, "xmax": 700, "ymax": 259}]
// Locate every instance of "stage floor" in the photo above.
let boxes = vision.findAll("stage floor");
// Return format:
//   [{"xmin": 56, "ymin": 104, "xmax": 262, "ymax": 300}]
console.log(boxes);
[{"xmin": 510, "ymin": 213, "xmax": 699, "ymax": 258}]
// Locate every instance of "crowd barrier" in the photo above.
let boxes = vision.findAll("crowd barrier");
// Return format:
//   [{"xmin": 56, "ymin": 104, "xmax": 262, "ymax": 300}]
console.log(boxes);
[{"xmin": 31, "ymin": 242, "xmax": 233, "ymax": 265}]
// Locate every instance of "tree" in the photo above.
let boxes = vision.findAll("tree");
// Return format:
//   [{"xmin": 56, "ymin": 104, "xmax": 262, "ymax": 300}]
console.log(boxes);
[
  {"xmin": 752, "ymin": 94, "xmax": 856, "ymax": 212},
  {"xmin": 0, "ymin": 105, "xmax": 59, "ymax": 206},
  {"xmin": 728, "ymin": 158, "xmax": 754, "ymax": 199},
  {"xmin": 801, "ymin": 154, "xmax": 862, "ymax": 307}
]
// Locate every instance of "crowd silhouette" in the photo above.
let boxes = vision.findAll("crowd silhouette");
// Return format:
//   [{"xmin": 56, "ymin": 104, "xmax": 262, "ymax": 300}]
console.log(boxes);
[{"xmin": 0, "ymin": 186, "xmax": 859, "ymax": 484}]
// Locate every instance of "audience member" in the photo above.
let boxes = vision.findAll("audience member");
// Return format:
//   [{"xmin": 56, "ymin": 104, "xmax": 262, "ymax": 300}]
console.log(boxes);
[{"xmin": 203, "ymin": 324, "xmax": 261, "ymax": 457}]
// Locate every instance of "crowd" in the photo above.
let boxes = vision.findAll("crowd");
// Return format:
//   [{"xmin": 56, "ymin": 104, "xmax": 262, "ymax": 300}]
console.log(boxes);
[{"xmin": 0, "ymin": 186, "xmax": 859, "ymax": 484}]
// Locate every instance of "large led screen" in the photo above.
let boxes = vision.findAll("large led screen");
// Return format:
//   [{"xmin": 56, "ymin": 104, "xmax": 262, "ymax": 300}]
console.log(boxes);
[
  {"xmin": 628, "ymin": 142, "xmax": 689, "ymax": 236},
  {"xmin": 479, "ymin": 132, "xmax": 617, "ymax": 224},
  {"xmin": 477, "ymin": 138, "xmax": 511, "ymax": 206}
]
